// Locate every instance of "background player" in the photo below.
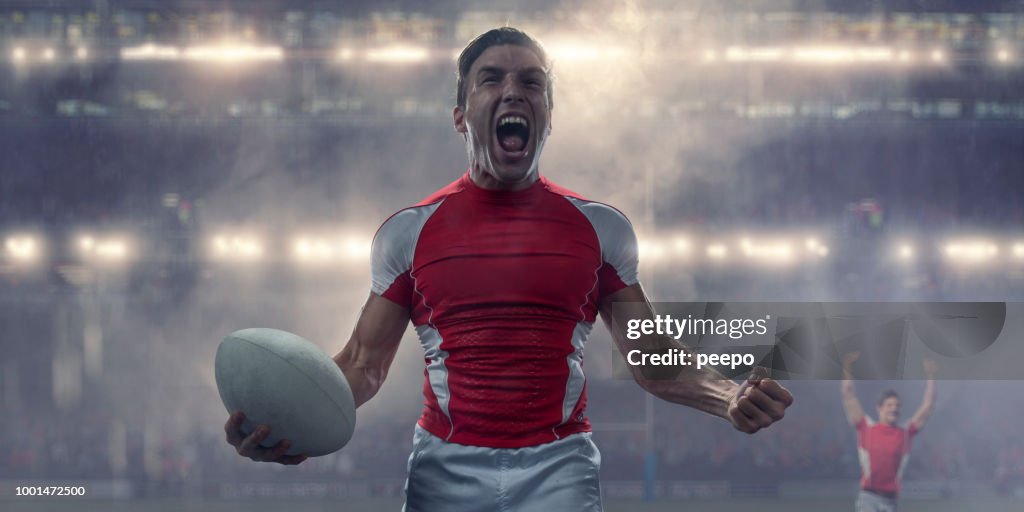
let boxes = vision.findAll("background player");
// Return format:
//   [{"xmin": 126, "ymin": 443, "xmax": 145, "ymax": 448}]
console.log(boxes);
[
  {"xmin": 842, "ymin": 352, "xmax": 938, "ymax": 512},
  {"xmin": 225, "ymin": 26, "xmax": 794, "ymax": 510}
]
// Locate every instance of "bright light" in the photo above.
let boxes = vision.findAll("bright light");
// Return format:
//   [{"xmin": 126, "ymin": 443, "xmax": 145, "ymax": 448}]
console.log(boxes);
[
  {"xmin": 212, "ymin": 235, "xmax": 264, "ymax": 261},
  {"xmin": 930, "ymin": 49, "xmax": 944, "ymax": 62},
  {"xmin": 336, "ymin": 48, "xmax": 355, "ymax": 61},
  {"xmin": 739, "ymin": 237, "xmax": 794, "ymax": 264},
  {"xmin": 341, "ymin": 236, "xmax": 370, "ymax": 260},
  {"xmin": 546, "ymin": 44, "xmax": 627, "ymax": 63},
  {"xmin": 996, "ymin": 49, "xmax": 1012, "ymax": 63},
  {"xmin": 706, "ymin": 244, "xmax": 728, "ymax": 260},
  {"xmin": 898, "ymin": 243, "xmax": 915, "ymax": 261},
  {"xmin": 944, "ymin": 241, "xmax": 999, "ymax": 264},
  {"xmin": 121, "ymin": 43, "xmax": 181, "ymax": 60},
  {"xmin": 365, "ymin": 46, "xmax": 429, "ymax": 63},
  {"xmin": 42, "ymin": 48, "xmax": 55, "ymax": 61},
  {"xmin": 293, "ymin": 235, "xmax": 370, "ymax": 264},
  {"xmin": 76, "ymin": 47, "xmax": 88, "ymax": 60},
  {"xmin": 725, "ymin": 46, "xmax": 785, "ymax": 62},
  {"xmin": 1013, "ymin": 243, "xmax": 1024, "ymax": 258},
  {"xmin": 638, "ymin": 239, "xmax": 666, "ymax": 261},
  {"xmin": 12, "ymin": 46, "xmax": 26, "ymax": 62},
  {"xmin": 702, "ymin": 50, "xmax": 717, "ymax": 62},
  {"xmin": 5, "ymin": 236, "xmax": 39, "ymax": 263},
  {"xmin": 672, "ymin": 237, "xmax": 691, "ymax": 256},
  {"xmin": 78, "ymin": 234, "xmax": 131, "ymax": 263},
  {"xmin": 183, "ymin": 44, "xmax": 283, "ymax": 62},
  {"xmin": 792, "ymin": 46, "xmax": 894, "ymax": 64}
]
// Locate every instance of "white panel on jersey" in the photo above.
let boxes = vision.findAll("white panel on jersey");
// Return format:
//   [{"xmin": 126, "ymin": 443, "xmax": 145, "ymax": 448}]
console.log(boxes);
[
  {"xmin": 370, "ymin": 201, "xmax": 443, "ymax": 295},
  {"xmin": 858, "ymin": 446, "xmax": 872, "ymax": 480},
  {"xmin": 416, "ymin": 323, "xmax": 454, "ymax": 439},
  {"xmin": 564, "ymin": 197, "xmax": 639, "ymax": 287},
  {"xmin": 557, "ymin": 320, "xmax": 593, "ymax": 435}
]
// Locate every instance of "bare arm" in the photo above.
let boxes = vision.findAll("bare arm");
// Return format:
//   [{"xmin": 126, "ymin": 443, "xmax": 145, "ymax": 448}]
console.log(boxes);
[
  {"xmin": 225, "ymin": 292, "xmax": 409, "ymax": 464},
  {"xmin": 598, "ymin": 284, "xmax": 793, "ymax": 434},
  {"xmin": 910, "ymin": 359, "xmax": 937, "ymax": 430},
  {"xmin": 840, "ymin": 352, "xmax": 865, "ymax": 427},
  {"xmin": 333, "ymin": 292, "xmax": 411, "ymax": 408}
]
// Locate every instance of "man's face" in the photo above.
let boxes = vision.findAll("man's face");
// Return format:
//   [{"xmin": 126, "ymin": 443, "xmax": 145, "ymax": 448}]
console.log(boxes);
[
  {"xmin": 877, "ymin": 397, "xmax": 901, "ymax": 425},
  {"xmin": 454, "ymin": 44, "xmax": 552, "ymax": 189}
]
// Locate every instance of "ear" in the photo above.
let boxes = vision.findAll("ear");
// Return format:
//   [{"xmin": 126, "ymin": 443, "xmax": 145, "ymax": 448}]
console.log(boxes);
[{"xmin": 453, "ymin": 106, "xmax": 467, "ymax": 134}]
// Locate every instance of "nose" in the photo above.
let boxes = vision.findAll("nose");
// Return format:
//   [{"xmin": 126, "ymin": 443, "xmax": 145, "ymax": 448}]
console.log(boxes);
[{"xmin": 501, "ymin": 78, "xmax": 525, "ymax": 103}]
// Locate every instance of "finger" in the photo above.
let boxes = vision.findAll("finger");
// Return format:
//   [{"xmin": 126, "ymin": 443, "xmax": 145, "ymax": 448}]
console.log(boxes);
[
  {"xmin": 744, "ymin": 387, "xmax": 787, "ymax": 421},
  {"xmin": 224, "ymin": 411, "xmax": 246, "ymax": 446},
  {"xmin": 268, "ymin": 439, "xmax": 292, "ymax": 461},
  {"xmin": 729, "ymin": 406, "xmax": 760, "ymax": 434},
  {"xmin": 277, "ymin": 454, "xmax": 309, "ymax": 466},
  {"xmin": 237, "ymin": 425, "xmax": 270, "ymax": 457},
  {"xmin": 756, "ymin": 379, "xmax": 795, "ymax": 407},
  {"xmin": 738, "ymin": 396, "xmax": 774, "ymax": 429}
]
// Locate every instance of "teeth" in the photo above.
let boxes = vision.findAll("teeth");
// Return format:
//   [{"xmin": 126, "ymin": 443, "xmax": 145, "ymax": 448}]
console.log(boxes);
[{"xmin": 499, "ymin": 115, "xmax": 528, "ymax": 128}]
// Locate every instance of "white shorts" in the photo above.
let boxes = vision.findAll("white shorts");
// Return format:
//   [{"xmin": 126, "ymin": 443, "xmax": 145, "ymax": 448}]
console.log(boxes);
[
  {"xmin": 856, "ymin": 490, "xmax": 898, "ymax": 512},
  {"xmin": 402, "ymin": 424, "xmax": 603, "ymax": 512}
]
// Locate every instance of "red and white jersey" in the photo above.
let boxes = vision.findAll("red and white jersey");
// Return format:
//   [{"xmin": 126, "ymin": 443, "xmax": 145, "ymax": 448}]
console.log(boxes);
[
  {"xmin": 371, "ymin": 172, "xmax": 638, "ymax": 448},
  {"xmin": 856, "ymin": 417, "xmax": 919, "ymax": 496}
]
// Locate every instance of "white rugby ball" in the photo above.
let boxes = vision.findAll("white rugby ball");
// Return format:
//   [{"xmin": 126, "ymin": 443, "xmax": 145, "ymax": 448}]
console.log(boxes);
[{"xmin": 215, "ymin": 328, "xmax": 356, "ymax": 457}]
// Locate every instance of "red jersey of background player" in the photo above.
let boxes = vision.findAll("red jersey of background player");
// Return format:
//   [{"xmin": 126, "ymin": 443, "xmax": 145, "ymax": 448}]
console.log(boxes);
[
  {"xmin": 856, "ymin": 417, "xmax": 918, "ymax": 497},
  {"xmin": 371, "ymin": 171, "xmax": 638, "ymax": 448}
]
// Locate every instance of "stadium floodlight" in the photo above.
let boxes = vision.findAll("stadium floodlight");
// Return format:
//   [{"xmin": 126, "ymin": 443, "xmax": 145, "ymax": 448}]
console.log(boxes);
[
  {"xmin": 76, "ymin": 46, "xmax": 88, "ymax": 60},
  {"xmin": 725, "ymin": 46, "xmax": 784, "ymax": 62},
  {"xmin": 341, "ymin": 236, "xmax": 370, "ymax": 261},
  {"xmin": 5, "ymin": 235, "xmax": 39, "ymax": 263},
  {"xmin": 672, "ymin": 237, "xmax": 691, "ymax": 256},
  {"xmin": 12, "ymin": 46, "xmax": 26, "ymax": 62},
  {"xmin": 706, "ymin": 243, "xmax": 728, "ymax": 260},
  {"xmin": 897, "ymin": 243, "xmax": 915, "ymax": 262},
  {"xmin": 336, "ymin": 48, "xmax": 355, "ymax": 61},
  {"xmin": 792, "ymin": 45, "xmax": 894, "ymax": 64},
  {"xmin": 739, "ymin": 237, "xmax": 794, "ymax": 264},
  {"xmin": 944, "ymin": 241, "xmax": 999, "ymax": 264},
  {"xmin": 121, "ymin": 43, "xmax": 181, "ymax": 60},
  {"xmin": 42, "ymin": 48, "xmax": 55, "ymax": 61},
  {"xmin": 365, "ymin": 46, "xmax": 430, "ymax": 63},
  {"xmin": 996, "ymin": 49, "xmax": 1013, "ymax": 64},
  {"xmin": 930, "ymin": 49, "xmax": 944, "ymax": 63},
  {"xmin": 702, "ymin": 50, "xmax": 717, "ymax": 62},
  {"xmin": 1013, "ymin": 243, "xmax": 1024, "ymax": 258},
  {"xmin": 545, "ymin": 43, "xmax": 627, "ymax": 63},
  {"xmin": 637, "ymin": 239, "xmax": 666, "ymax": 262},
  {"xmin": 77, "ymin": 234, "xmax": 132, "ymax": 264},
  {"xmin": 212, "ymin": 234, "xmax": 264, "ymax": 262},
  {"xmin": 183, "ymin": 44, "xmax": 284, "ymax": 62}
]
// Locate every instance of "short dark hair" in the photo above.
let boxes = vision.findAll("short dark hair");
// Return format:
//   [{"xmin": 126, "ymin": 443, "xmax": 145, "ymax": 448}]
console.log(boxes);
[
  {"xmin": 877, "ymin": 389, "xmax": 900, "ymax": 407},
  {"xmin": 456, "ymin": 26, "xmax": 553, "ymax": 109}
]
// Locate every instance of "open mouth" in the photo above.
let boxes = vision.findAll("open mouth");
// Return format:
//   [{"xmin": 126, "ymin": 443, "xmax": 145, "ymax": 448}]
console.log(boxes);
[{"xmin": 495, "ymin": 114, "xmax": 530, "ymax": 154}]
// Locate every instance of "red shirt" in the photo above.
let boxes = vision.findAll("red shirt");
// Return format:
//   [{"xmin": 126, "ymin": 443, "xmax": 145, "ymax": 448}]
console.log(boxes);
[
  {"xmin": 856, "ymin": 417, "xmax": 919, "ymax": 496},
  {"xmin": 371, "ymin": 172, "xmax": 638, "ymax": 448}
]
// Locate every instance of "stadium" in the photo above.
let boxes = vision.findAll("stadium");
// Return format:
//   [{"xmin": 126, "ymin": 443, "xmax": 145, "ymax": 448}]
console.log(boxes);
[{"xmin": 1, "ymin": 0, "xmax": 1023, "ymax": 511}]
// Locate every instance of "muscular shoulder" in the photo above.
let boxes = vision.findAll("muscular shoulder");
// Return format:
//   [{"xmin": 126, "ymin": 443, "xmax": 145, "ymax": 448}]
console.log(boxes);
[{"xmin": 541, "ymin": 178, "xmax": 639, "ymax": 286}]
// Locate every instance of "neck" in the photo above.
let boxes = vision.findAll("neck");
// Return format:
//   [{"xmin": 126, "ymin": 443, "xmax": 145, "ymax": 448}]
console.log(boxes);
[{"xmin": 469, "ymin": 165, "xmax": 539, "ymax": 191}]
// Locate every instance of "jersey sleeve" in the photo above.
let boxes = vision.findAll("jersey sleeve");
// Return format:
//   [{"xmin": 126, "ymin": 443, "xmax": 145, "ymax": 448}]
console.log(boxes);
[
  {"xmin": 855, "ymin": 416, "xmax": 868, "ymax": 433},
  {"xmin": 584, "ymin": 201, "xmax": 639, "ymax": 298},
  {"xmin": 370, "ymin": 207, "xmax": 428, "ymax": 308}
]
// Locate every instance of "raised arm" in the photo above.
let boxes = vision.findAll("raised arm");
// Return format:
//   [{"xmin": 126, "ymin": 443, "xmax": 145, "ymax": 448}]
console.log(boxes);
[
  {"xmin": 333, "ymin": 292, "xmax": 411, "ymax": 407},
  {"xmin": 840, "ymin": 352, "xmax": 865, "ymax": 427},
  {"xmin": 598, "ymin": 284, "xmax": 793, "ymax": 434},
  {"xmin": 909, "ymin": 359, "xmax": 937, "ymax": 430}
]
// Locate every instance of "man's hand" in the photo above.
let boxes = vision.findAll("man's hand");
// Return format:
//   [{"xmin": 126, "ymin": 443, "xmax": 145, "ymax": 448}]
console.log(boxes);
[
  {"xmin": 842, "ymin": 351, "xmax": 860, "ymax": 372},
  {"xmin": 727, "ymin": 372, "xmax": 794, "ymax": 434},
  {"xmin": 224, "ymin": 411, "xmax": 308, "ymax": 466},
  {"xmin": 923, "ymin": 359, "xmax": 938, "ymax": 378}
]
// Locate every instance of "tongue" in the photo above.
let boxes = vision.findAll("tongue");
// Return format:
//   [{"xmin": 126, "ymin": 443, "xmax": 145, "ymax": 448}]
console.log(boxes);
[{"xmin": 499, "ymin": 134, "xmax": 526, "ymax": 152}]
